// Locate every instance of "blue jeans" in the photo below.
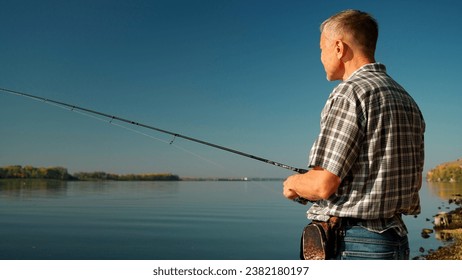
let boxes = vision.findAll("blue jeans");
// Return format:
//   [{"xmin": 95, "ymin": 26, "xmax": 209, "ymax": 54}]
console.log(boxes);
[{"xmin": 334, "ymin": 225, "xmax": 410, "ymax": 260}]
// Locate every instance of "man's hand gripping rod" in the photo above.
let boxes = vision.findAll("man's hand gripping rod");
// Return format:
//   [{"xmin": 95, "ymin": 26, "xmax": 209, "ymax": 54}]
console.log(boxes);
[{"xmin": 292, "ymin": 168, "xmax": 312, "ymax": 205}]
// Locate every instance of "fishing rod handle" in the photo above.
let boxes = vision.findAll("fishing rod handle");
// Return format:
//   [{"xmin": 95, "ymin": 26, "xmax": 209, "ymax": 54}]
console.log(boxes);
[{"xmin": 293, "ymin": 197, "xmax": 310, "ymax": 205}]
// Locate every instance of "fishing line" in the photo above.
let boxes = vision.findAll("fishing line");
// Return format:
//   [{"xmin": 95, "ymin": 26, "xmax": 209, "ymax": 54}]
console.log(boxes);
[
  {"xmin": 111, "ymin": 123, "xmax": 228, "ymax": 171},
  {"xmin": 35, "ymin": 95, "xmax": 229, "ymax": 170},
  {"xmin": 0, "ymin": 87, "xmax": 310, "ymax": 204}
]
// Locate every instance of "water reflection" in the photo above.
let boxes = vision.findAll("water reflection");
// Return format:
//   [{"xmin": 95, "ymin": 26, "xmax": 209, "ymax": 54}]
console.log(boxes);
[
  {"xmin": 0, "ymin": 179, "xmax": 68, "ymax": 199},
  {"xmin": 0, "ymin": 179, "xmax": 181, "ymax": 200},
  {"xmin": 433, "ymin": 194, "xmax": 462, "ymax": 241},
  {"xmin": 420, "ymin": 182, "xmax": 462, "ymax": 257},
  {"xmin": 427, "ymin": 181, "xmax": 462, "ymax": 200},
  {"xmin": 0, "ymin": 179, "xmax": 460, "ymax": 259}
]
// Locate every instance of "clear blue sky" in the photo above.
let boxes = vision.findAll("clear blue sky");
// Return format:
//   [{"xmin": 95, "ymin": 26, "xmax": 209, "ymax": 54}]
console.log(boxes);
[{"xmin": 1, "ymin": 0, "xmax": 461, "ymax": 178}]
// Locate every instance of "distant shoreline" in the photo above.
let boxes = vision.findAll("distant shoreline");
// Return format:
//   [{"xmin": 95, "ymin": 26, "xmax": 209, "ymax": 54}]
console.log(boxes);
[
  {"xmin": 427, "ymin": 158, "xmax": 462, "ymax": 183},
  {"xmin": 0, "ymin": 165, "xmax": 283, "ymax": 182},
  {"xmin": 0, "ymin": 177, "xmax": 284, "ymax": 182}
]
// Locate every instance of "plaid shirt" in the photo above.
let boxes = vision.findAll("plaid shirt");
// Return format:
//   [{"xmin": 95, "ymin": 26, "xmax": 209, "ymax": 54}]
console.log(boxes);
[{"xmin": 307, "ymin": 63, "xmax": 425, "ymax": 236}]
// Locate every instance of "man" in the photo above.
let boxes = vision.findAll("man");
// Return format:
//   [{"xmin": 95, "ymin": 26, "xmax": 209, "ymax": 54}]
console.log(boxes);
[{"xmin": 283, "ymin": 10, "xmax": 425, "ymax": 260}]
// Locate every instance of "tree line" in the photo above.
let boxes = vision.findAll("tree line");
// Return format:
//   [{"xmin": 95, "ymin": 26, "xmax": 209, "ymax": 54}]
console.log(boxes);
[
  {"xmin": 427, "ymin": 158, "xmax": 462, "ymax": 183},
  {"xmin": 0, "ymin": 165, "xmax": 179, "ymax": 181},
  {"xmin": 0, "ymin": 165, "xmax": 74, "ymax": 180},
  {"xmin": 73, "ymin": 171, "xmax": 180, "ymax": 181}
]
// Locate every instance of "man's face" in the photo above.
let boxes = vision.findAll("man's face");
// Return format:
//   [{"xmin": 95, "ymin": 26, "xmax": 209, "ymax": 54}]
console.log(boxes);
[{"xmin": 320, "ymin": 31, "xmax": 342, "ymax": 81}]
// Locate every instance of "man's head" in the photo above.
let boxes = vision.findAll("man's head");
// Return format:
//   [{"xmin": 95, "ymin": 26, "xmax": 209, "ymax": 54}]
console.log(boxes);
[{"xmin": 319, "ymin": 10, "xmax": 378, "ymax": 81}]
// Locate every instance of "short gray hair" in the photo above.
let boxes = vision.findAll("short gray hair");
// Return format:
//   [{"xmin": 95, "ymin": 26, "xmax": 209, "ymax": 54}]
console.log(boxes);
[{"xmin": 321, "ymin": 10, "xmax": 379, "ymax": 58}]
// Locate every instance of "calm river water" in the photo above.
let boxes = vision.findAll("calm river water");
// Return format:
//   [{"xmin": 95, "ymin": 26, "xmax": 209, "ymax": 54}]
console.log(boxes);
[{"xmin": 0, "ymin": 179, "xmax": 460, "ymax": 260}]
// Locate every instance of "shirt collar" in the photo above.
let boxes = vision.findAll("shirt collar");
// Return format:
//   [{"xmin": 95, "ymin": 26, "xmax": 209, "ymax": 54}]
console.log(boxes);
[{"xmin": 346, "ymin": 62, "xmax": 386, "ymax": 81}]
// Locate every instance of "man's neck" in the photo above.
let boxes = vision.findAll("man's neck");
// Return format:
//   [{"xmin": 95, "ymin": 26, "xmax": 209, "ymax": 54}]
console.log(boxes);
[{"xmin": 342, "ymin": 57, "xmax": 375, "ymax": 81}]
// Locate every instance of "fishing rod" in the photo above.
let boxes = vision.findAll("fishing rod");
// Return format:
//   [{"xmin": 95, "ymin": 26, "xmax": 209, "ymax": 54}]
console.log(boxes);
[{"xmin": 0, "ymin": 87, "xmax": 310, "ymax": 204}]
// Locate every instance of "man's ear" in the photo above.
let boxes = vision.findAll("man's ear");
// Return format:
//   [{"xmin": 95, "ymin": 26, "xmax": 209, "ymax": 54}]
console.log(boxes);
[{"xmin": 335, "ymin": 40, "xmax": 345, "ymax": 60}]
